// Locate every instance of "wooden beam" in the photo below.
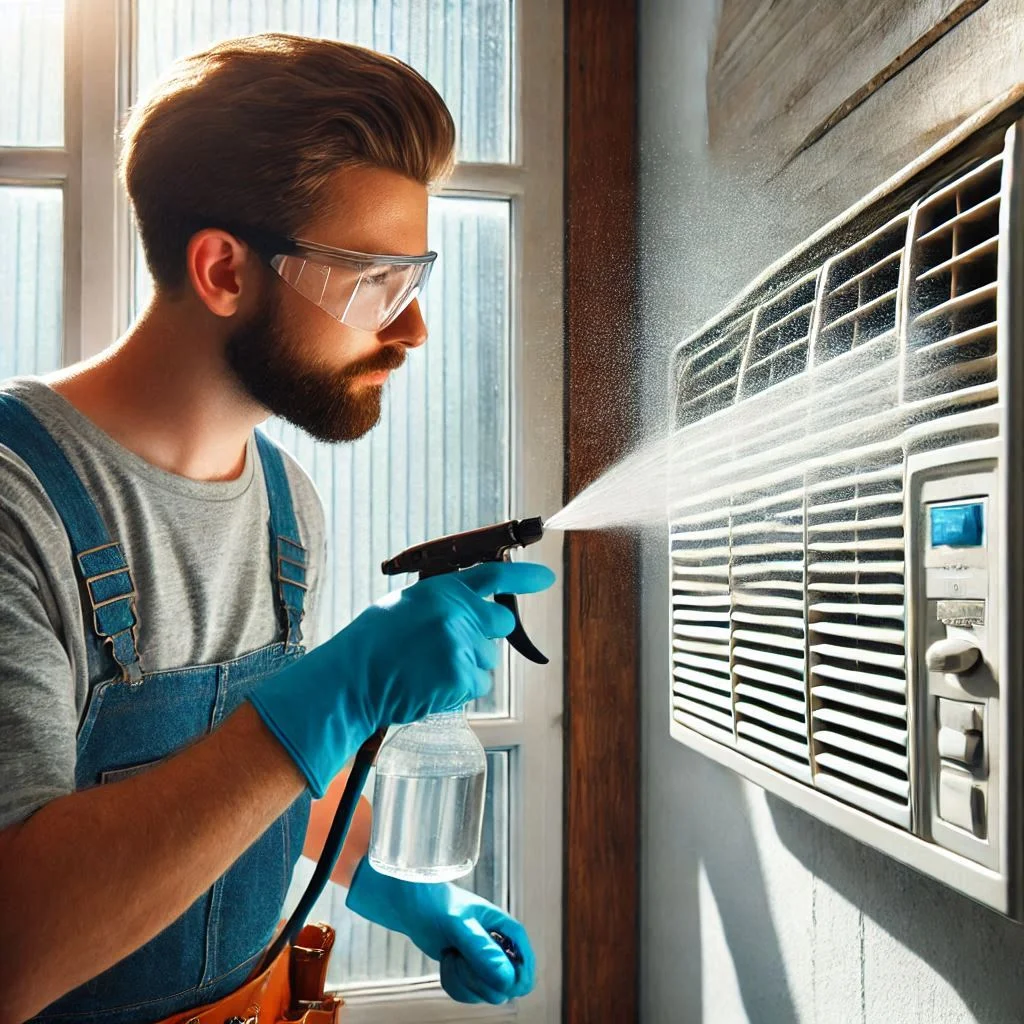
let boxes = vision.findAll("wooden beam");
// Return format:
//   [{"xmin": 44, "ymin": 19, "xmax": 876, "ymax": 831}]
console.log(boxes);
[
  {"xmin": 767, "ymin": 0, "xmax": 1024, "ymax": 224},
  {"xmin": 564, "ymin": 0, "xmax": 640, "ymax": 1021},
  {"xmin": 707, "ymin": 0, "xmax": 991, "ymax": 181},
  {"xmin": 784, "ymin": 0, "xmax": 990, "ymax": 167}
]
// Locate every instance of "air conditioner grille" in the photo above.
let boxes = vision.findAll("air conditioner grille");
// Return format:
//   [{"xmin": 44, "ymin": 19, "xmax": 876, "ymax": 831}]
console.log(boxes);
[
  {"xmin": 675, "ymin": 314, "xmax": 752, "ymax": 427},
  {"xmin": 739, "ymin": 272, "xmax": 817, "ymax": 399},
  {"xmin": 816, "ymin": 214, "xmax": 908, "ymax": 362},
  {"xmin": 671, "ymin": 504, "xmax": 734, "ymax": 741},
  {"xmin": 730, "ymin": 479, "xmax": 810, "ymax": 779},
  {"xmin": 669, "ymin": 121, "xmax": 1013, "ymax": 836},
  {"xmin": 805, "ymin": 445, "xmax": 909, "ymax": 826},
  {"xmin": 904, "ymin": 154, "xmax": 1002, "ymax": 405}
]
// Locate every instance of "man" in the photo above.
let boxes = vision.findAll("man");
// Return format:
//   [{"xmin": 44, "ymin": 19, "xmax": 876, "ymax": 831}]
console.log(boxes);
[{"xmin": 0, "ymin": 33, "xmax": 554, "ymax": 1023}]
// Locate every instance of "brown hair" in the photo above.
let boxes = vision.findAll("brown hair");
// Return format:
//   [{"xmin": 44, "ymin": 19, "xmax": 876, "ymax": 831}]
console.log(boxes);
[{"xmin": 121, "ymin": 33, "xmax": 456, "ymax": 289}]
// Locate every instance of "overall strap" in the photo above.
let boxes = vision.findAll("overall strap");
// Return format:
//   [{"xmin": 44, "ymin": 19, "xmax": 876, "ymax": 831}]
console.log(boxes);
[
  {"xmin": 254, "ymin": 430, "xmax": 308, "ymax": 646},
  {"xmin": 0, "ymin": 393, "xmax": 143, "ymax": 683}
]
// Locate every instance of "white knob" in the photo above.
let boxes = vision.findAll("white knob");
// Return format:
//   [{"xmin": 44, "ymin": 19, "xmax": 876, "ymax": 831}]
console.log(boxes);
[{"xmin": 926, "ymin": 637, "xmax": 981, "ymax": 675}]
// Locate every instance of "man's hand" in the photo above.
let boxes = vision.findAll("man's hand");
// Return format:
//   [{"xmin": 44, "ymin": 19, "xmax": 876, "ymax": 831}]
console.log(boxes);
[
  {"xmin": 248, "ymin": 561, "xmax": 556, "ymax": 798},
  {"xmin": 345, "ymin": 857, "xmax": 535, "ymax": 1004}
]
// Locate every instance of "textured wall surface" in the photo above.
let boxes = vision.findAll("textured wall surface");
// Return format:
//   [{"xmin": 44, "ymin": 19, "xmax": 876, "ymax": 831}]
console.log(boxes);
[{"xmin": 637, "ymin": 0, "xmax": 1024, "ymax": 1021}]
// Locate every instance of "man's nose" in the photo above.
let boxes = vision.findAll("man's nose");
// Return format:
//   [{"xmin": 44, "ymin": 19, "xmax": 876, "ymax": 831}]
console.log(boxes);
[{"xmin": 380, "ymin": 298, "xmax": 428, "ymax": 349}]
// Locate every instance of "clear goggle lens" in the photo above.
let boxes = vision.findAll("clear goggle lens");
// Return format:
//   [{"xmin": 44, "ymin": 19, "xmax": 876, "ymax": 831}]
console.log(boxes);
[{"xmin": 270, "ymin": 250, "xmax": 434, "ymax": 332}]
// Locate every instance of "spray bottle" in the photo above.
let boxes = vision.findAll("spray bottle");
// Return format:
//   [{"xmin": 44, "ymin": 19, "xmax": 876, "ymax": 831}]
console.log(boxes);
[
  {"xmin": 258, "ymin": 518, "xmax": 546, "ymax": 984},
  {"xmin": 368, "ymin": 517, "xmax": 548, "ymax": 884}
]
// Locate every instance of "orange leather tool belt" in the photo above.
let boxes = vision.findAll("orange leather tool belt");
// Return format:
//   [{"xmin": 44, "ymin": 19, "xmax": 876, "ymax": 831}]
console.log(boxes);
[{"xmin": 162, "ymin": 923, "xmax": 342, "ymax": 1024}]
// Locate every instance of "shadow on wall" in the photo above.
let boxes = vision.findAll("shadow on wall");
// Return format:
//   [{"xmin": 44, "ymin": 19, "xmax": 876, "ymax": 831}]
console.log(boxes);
[
  {"xmin": 643, "ymin": 725, "xmax": 800, "ymax": 1024},
  {"xmin": 695, "ymin": 763, "xmax": 799, "ymax": 1023},
  {"xmin": 768, "ymin": 794, "xmax": 1024, "ymax": 1021}
]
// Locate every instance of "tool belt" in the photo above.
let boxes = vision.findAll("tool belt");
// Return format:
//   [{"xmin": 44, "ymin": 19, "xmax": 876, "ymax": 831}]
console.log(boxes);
[
  {"xmin": 163, "ymin": 922, "xmax": 342, "ymax": 1024},
  {"xmin": 157, "ymin": 729, "xmax": 386, "ymax": 1024}
]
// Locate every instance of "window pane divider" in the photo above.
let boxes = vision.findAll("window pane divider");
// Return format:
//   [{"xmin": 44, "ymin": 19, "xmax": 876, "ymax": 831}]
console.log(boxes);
[
  {"xmin": 444, "ymin": 163, "xmax": 527, "ymax": 196},
  {"xmin": 0, "ymin": 148, "xmax": 68, "ymax": 185},
  {"xmin": 339, "ymin": 989, "xmax": 516, "ymax": 1024},
  {"xmin": 468, "ymin": 718, "xmax": 530, "ymax": 748}
]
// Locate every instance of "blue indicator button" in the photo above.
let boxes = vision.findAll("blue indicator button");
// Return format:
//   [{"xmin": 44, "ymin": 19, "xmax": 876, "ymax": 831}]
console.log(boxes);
[{"xmin": 930, "ymin": 502, "xmax": 984, "ymax": 548}]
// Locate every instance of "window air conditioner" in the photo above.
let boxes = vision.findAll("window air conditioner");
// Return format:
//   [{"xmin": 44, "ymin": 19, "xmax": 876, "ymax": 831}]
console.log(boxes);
[{"xmin": 668, "ymin": 90, "xmax": 1024, "ymax": 916}]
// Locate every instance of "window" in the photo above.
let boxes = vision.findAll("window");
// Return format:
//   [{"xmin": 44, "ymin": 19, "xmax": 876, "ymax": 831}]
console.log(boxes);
[
  {"xmin": 0, "ymin": 0, "xmax": 65, "ymax": 377},
  {"xmin": 0, "ymin": 1, "xmax": 564, "ymax": 1019}
]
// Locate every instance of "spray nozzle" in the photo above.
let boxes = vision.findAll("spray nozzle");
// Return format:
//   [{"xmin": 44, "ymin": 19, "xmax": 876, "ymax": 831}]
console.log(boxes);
[{"xmin": 381, "ymin": 517, "xmax": 548, "ymax": 664}]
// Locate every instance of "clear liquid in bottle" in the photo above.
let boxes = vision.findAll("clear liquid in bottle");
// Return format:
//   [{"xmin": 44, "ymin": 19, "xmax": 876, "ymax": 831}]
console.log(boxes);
[{"xmin": 369, "ymin": 708, "xmax": 487, "ymax": 883}]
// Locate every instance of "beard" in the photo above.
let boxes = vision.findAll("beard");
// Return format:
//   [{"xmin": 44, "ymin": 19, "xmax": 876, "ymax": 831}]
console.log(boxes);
[{"xmin": 224, "ymin": 285, "xmax": 406, "ymax": 443}]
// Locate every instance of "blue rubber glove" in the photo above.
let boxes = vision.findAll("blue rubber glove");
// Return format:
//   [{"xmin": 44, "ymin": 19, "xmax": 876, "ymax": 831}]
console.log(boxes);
[
  {"xmin": 346, "ymin": 857, "xmax": 536, "ymax": 1004},
  {"xmin": 248, "ymin": 561, "xmax": 555, "ymax": 797}
]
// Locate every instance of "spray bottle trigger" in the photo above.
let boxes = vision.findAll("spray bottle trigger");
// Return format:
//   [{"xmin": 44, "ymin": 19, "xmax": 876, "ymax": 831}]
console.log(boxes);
[{"xmin": 494, "ymin": 592, "xmax": 548, "ymax": 665}]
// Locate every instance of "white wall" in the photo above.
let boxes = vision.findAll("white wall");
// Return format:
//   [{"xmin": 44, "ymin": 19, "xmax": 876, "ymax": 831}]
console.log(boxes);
[{"xmin": 638, "ymin": 1, "xmax": 1024, "ymax": 1021}]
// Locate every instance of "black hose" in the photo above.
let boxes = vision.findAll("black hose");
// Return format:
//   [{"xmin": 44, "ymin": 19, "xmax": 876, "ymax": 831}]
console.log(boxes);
[{"xmin": 257, "ymin": 727, "xmax": 388, "ymax": 974}]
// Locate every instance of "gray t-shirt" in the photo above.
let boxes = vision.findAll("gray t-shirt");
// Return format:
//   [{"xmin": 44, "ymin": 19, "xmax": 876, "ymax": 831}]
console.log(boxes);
[{"xmin": 0, "ymin": 376, "xmax": 326, "ymax": 830}]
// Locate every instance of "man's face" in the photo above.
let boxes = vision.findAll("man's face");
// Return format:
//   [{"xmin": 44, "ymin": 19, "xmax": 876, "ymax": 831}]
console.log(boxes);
[{"xmin": 225, "ymin": 165, "xmax": 430, "ymax": 442}]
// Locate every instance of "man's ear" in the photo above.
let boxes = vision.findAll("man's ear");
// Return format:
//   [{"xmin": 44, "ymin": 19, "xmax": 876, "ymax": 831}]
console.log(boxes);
[{"xmin": 185, "ymin": 229, "xmax": 253, "ymax": 317}]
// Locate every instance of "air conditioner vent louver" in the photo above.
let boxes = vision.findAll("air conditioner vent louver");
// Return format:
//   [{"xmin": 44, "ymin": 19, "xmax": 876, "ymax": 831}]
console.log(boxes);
[
  {"xmin": 807, "ymin": 446, "xmax": 910, "ymax": 828},
  {"xmin": 816, "ymin": 215, "xmax": 908, "ymax": 363},
  {"xmin": 731, "ymin": 479, "xmax": 809, "ymax": 780},
  {"xmin": 668, "ymin": 111, "xmax": 1017, "ymax": 866},
  {"xmin": 739, "ymin": 272, "xmax": 817, "ymax": 399},
  {"xmin": 675, "ymin": 313, "xmax": 752, "ymax": 427},
  {"xmin": 904, "ymin": 154, "xmax": 1002, "ymax": 407},
  {"xmin": 671, "ymin": 503, "xmax": 734, "ymax": 741}
]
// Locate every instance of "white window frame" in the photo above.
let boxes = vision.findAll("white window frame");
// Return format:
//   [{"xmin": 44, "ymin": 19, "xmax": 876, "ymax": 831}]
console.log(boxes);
[
  {"xmin": 58, "ymin": 2, "xmax": 565, "ymax": 1022},
  {"xmin": 0, "ymin": 0, "xmax": 130, "ymax": 366}
]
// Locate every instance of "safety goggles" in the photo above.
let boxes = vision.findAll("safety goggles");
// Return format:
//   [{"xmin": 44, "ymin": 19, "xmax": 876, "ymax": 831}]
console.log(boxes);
[{"xmin": 224, "ymin": 223, "xmax": 436, "ymax": 333}]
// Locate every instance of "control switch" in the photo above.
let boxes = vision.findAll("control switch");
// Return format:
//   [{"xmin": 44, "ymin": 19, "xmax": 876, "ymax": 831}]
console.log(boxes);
[
  {"xmin": 938, "ymin": 767, "xmax": 986, "ymax": 836},
  {"xmin": 938, "ymin": 726, "xmax": 981, "ymax": 766},
  {"xmin": 936, "ymin": 698, "xmax": 984, "ymax": 770}
]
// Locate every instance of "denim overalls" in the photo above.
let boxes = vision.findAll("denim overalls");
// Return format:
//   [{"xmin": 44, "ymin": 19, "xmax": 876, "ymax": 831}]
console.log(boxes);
[{"xmin": 0, "ymin": 395, "xmax": 313, "ymax": 1024}]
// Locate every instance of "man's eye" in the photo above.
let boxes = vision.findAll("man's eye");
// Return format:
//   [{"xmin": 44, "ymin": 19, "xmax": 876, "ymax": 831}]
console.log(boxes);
[{"xmin": 364, "ymin": 270, "xmax": 391, "ymax": 288}]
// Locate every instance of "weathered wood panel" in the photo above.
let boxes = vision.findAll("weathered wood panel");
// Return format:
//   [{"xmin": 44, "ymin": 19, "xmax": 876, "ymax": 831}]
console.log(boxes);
[
  {"xmin": 708, "ymin": 0, "xmax": 990, "ymax": 176},
  {"xmin": 565, "ymin": 0, "xmax": 641, "ymax": 1020},
  {"xmin": 774, "ymin": 0, "xmax": 1024, "ymax": 226}
]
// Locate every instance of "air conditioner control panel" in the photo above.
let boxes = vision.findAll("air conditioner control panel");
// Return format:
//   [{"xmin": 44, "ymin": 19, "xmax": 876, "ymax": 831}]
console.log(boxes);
[{"xmin": 909, "ymin": 444, "xmax": 1000, "ymax": 873}]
